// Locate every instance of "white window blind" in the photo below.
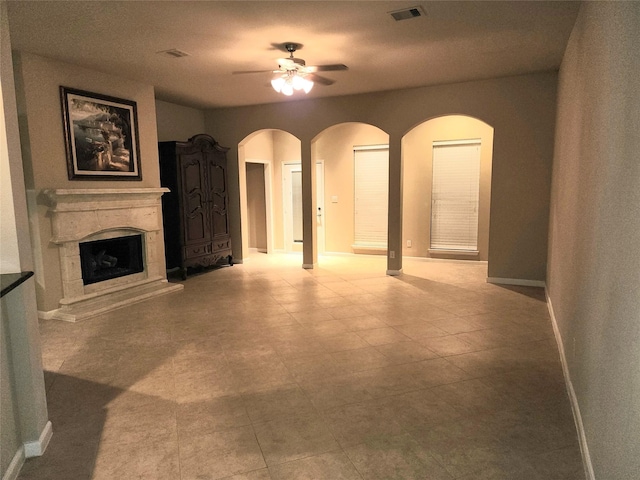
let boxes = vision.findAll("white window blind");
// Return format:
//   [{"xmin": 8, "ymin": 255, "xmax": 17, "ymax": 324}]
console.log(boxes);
[
  {"xmin": 431, "ymin": 141, "xmax": 480, "ymax": 251},
  {"xmin": 354, "ymin": 146, "xmax": 389, "ymax": 247}
]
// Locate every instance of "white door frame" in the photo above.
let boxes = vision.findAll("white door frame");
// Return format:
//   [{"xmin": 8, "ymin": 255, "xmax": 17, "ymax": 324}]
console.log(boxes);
[{"xmin": 282, "ymin": 161, "xmax": 325, "ymax": 254}]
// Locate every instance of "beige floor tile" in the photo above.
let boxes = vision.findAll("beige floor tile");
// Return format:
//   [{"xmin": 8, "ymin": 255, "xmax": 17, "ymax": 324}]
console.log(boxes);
[
  {"xmin": 299, "ymin": 373, "xmax": 377, "ymax": 410},
  {"xmin": 373, "ymin": 340, "xmax": 439, "ymax": 364},
  {"xmin": 268, "ymin": 450, "xmax": 362, "ymax": 480},
  {"xmin": 345, "ymin": 433, "xmax": 453, "ymax": 480},
  {"xmin": 322, "ymin": 400, "xmax": 405, "ymax": 447},
  {"xmin": 339, "ymin": 314, "xmax": 388, "ymax": 331},
  {"xmin": 93, "ymin": 437, "xmax": 180, "ymax": 480},
  {"xmin": 416, "ymin": 334, "xmax": 479, "ymax": 356},
  {"xmin": 242, "ymin": 383, "xmax": 316, "ymax": 423},
  {"xmin": 177, "ymin": 395, "xmax": 250, "ymax": 436},
  {"xmin": 179, "ymin": 425, "xmax": 266, "ymax": 479},
  {"xmin": 220, "ymin": 469, "xmax": 273, "ymax": 480},
  {"xmin": 355, "ymin": 326, "xmax": 411, "ymax": 346},
  {"xmin": 253, "ymin": 414, "xmax": 339, "ymax": 466},
  {"xmin": 330, "ymin": 347, "xmax": 393, "ymax": 373}
]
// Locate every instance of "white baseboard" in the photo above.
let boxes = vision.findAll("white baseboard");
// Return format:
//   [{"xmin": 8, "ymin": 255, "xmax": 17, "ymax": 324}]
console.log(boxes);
[
  {"xmin": 2, "ymin": 446, "xmax": 25, "ymax": 480},
  {"xmin": 302, "ymin": 263, "xmax": 317, "ymax": 269},
  {"xmin": 545, "ymin": 293, "xmax": 595, "ymax": 480},
  {"xmin": 487, "ymin": 277, "xmax": 546, "ymax": 288},
  {"xmin": 24, "ymin": 421, "xmax": 53, "ymax": 458}
]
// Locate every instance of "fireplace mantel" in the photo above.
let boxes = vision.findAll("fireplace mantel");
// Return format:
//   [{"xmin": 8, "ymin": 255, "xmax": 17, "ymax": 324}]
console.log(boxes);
[{"xmin": 40, "ymin": 187, "xmax": 182, "ymax": 322}]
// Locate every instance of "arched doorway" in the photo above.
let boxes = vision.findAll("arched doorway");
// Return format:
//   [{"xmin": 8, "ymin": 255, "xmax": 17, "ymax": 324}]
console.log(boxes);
[
  {"xmin": 402, "ymin": 115, "xmax": 494, "ymax": 262},
  {"xmin": 238, "ymin": 129, "xmax": 301, "ymax": 261},
  {"xmin": 312, "ymin": 122, "xmax": 390, "ymax": 258}
]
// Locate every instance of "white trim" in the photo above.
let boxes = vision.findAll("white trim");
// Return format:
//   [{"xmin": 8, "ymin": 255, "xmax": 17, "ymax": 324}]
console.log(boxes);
[
  {"xmin": 302, "ymin": 263, "xmax": 316, "ymax": 269},
  {"xmin": 24, "ymin": 421, "xmax": 53, "ymax": 458},
  {"xmin": 2, "ymin": 446, "xmax": 25, "ymax": 480},
  {"xmin": 408, "ymin": 256, "xmax": 488, "ymax": 265},
  {"xmin": 386, "ymin": 269, "xmax": 402, "ymax": 276},
  {"xmin": 433, "ymin": 138, "xmax": 481, "ymax": 146},
  {"xmin": 353, "ymin": 144, "xmax": 389, "ymax": 151},
  {"xmin": 546, "ymin": 293, "xmax": 596, "ymax": 480},
  {"xmin": 486, "ymin": 277, "xmax": 545, "ymax": 288}
]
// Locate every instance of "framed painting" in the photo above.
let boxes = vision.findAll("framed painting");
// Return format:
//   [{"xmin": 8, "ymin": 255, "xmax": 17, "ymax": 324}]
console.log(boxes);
[{"xmin": 60, "ymin": 87, "xmax": 142, "ymax": 180}]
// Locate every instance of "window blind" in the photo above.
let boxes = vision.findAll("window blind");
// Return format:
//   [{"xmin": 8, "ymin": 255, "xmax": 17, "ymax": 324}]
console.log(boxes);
[
  {"xmin": 431, "ymin": 142, "xmax": 480, "ymax": 251},
  {"xmin": 354, "ymin": 147, "xmax": 389, "ymax": 247}
]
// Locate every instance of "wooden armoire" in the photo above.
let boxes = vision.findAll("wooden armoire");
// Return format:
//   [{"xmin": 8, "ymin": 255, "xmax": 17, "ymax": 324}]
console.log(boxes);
[{"xmin": 158, "ymin": 134, "xmax": 232, "ymax": 279}]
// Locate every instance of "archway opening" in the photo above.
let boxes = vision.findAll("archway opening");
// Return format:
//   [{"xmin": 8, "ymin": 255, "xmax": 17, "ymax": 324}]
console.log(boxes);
[
  {"xmin": 238, "ymin": 129, "xmax": 301, "ymax": 261},
  {"xmin": 312, "ymin": 122, "xmax": 390, "ymax": 259},
  {"xmin": 402, "ymin": 115, "xmax": 494, "ymax": 264}
]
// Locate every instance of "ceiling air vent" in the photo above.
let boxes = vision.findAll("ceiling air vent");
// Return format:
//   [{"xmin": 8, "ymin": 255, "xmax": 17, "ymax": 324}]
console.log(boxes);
[
  {"xmin": 157, "ymin": 49, "xmax": 191, "ymax": 58},
  {"xmin": 389, "ymin": 6, "xmax": 425, "ymax": 21}
]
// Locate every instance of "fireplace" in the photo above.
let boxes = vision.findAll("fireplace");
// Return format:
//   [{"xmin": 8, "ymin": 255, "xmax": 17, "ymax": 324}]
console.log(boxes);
[
  {"xmin": 80, "ymin": 234, "xmax": 144, "ymax": 285},
  {"xmin": 41, "ymin": 188, "xmax": 183, "ymax": 322}
]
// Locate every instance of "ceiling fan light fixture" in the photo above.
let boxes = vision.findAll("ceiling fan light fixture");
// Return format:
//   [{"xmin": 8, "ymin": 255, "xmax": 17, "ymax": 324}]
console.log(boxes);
[
  {"xmin": 281, "ymin": 82, "xmax": 294, "ymax": 96},
  {"xmin": 302, "ymin": 77, "xmax": 314, "ymax": 93},
  {"xmin": 272, "ymin": 71, "xmax": 313, "ymax": 96},
  {"xmin": 271, "ymin": 75, "xmax": 286, "ymax": 93}
]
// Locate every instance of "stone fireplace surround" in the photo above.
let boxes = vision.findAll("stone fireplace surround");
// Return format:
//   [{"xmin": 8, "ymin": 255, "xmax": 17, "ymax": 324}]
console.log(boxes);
[{"xmin": 42, "ymin": 188, "xmax": 183, "ymax": 322}]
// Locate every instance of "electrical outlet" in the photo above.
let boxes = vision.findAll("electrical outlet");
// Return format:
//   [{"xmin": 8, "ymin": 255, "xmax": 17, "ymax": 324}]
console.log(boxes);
[
  {"xmin": 390, "ymin": 251, "xmax": 395, "ymax": 259},
  {"xmin": 407, "ymin": 240, "xmax": 412, "ymax": 248}
]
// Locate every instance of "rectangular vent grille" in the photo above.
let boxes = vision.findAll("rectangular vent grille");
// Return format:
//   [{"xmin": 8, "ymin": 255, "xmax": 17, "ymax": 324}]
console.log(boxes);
[
  {"xmin": 389, "ymin": 6, "xmax": 425, "ymax": 21},
  {"xmin": 157, "ymin": 49, "xmax": 191, "ymax": 58}
]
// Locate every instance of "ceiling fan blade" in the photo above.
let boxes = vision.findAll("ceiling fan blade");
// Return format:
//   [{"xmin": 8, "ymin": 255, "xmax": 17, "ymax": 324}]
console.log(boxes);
[
  {"xmin": 232, "ymin": 69, "xmax": 275, "ymax": 75},
  {"xmin": 307, "ymin": 73, "xmax": 335, "ymax": 86},
  {"xmin": 307, "ymin": 64, "xmax": 348, "ymax": 73}
]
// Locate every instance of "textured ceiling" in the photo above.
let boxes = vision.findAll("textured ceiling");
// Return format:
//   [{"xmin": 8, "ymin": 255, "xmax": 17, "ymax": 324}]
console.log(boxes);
[{"xmin": 7, "ymin": 1, "xmax": 580, "ymax": 109}]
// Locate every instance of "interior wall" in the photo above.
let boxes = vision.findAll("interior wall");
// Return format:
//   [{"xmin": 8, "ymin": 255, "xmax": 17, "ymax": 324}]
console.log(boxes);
[
  {"xmin": 13, "ymin": 52, "xmax": 164, "ymax": 312},
  {"xmin": 245, "ymin": 162, "xmax": 267, "ymax": 251},
  {"xmin": 205, "ymin": 71, "xmax": 557, "ymax": 281},
  {"xmin": 1, "ymin": 6, "xmax": 49, "ymax": 477},
  {"xmin": 155, "ymin": 99, "xmax": 205, "ymax": 142},
  {"xmin": 402, "ymin": 115, "xmax": 494, "ymax": 260},
  {"xmin": 1, "ymin": 4, "xmax": 23, "ymax": 473},
  {"xmin": 547, "ymin": 3, "xmax": 640, "ymax": 479},
  {"xmin": 313, "ymin": 123, "xmax": 388, "ymax": 254}
]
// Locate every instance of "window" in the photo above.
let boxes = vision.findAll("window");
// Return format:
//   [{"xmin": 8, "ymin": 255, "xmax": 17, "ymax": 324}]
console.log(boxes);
[
  {"xmin": 354, "ymin": 145, "xmax": 389, "ymax": 248},
  {"xmin": 431, "ymin": 140, "xmax": 481, "ymax": 251}
]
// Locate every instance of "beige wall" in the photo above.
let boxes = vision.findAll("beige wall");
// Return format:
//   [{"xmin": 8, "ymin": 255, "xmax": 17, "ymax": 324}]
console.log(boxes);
[
  {"xmin": 547, "ymin": 2, "xmax": 640, "ymax": 478},
  {"xmin": 205, "ymin": 72, "xmax": 557, "ymax": 280},
  {"xmin": 245, "ymin": 162, "xmax": 267, "ymax": 251},
  {"xmin": 1, "ymin": 5, "xmax": 49, "ymax": 477},
  {"xmin": 155, "ymin": 99, "xmax": 205, "ymax": 142},
  {"xmin": 13, "ymin": 52, "xmax": 164, "ymax": 312},
  {"xmin": 402, "ymin": 116, "xmax": 493, "ymax": 260}
]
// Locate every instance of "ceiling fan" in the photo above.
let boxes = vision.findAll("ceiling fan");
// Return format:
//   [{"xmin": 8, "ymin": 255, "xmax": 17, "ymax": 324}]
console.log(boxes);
[{"xmin": 233, "ymin": 43, "xmax": 348, "ymax": 96}]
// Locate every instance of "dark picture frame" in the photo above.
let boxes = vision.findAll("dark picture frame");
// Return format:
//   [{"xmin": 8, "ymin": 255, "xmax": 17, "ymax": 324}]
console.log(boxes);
[{"xmin": 60, "ymin": 86, "xmax": 142, "ymax": 180}]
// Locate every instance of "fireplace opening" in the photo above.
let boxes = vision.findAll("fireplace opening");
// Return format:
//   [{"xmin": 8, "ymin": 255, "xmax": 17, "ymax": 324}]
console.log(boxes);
[{"xmin": 80, "ymin": 234, "xmax": 144, "ymax": 285}]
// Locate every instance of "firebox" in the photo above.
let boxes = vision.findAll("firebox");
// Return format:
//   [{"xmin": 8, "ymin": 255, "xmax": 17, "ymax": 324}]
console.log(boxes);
[{"xmin": 79, "ymin": 235, "xmax": 144, "ymax": 285}]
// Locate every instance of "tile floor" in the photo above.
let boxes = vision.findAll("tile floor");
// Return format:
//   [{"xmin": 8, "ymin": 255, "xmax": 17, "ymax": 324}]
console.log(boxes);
[{"xmin": 20, "ymin": 254, "xmax": 585, "ymax": 479}]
